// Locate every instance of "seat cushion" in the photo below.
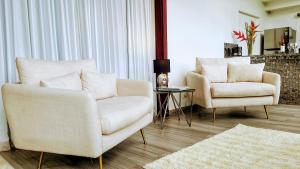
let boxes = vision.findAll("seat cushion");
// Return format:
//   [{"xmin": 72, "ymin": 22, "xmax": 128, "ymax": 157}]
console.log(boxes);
[
  {"xmin": 97, "ymin": 96, "xmax": 153, "ymax": 135},
  {"xmin": 211, "ymin": 82, "xmax": 275, "ymax": 98}
]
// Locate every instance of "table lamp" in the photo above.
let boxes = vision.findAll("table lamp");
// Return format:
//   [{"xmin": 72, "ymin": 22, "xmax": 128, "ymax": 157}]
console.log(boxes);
[{"xmin": 153, "ymin": 59, "xmax": 170, "ymax": 88}]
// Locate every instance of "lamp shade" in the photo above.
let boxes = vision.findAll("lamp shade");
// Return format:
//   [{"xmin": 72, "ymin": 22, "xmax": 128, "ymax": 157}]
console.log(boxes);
[{"xmin": 153, "ymin": 59, "xmax": 170, "ymax": 73}]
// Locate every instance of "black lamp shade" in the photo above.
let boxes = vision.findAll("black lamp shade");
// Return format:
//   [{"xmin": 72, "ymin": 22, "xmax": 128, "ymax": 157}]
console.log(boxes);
[{"xmin": 153, "ymin": 59, "xmax": 170, "ymax": 73}]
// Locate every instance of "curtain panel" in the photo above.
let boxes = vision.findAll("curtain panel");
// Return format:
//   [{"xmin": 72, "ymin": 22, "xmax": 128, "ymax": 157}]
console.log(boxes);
[
  {"xmin": 0, "ymin": 0, "xmax": 155, "ymax": 151},
  {"xmin": 154, "ymin": 0, "xmax": 167, "ymax": 60}
]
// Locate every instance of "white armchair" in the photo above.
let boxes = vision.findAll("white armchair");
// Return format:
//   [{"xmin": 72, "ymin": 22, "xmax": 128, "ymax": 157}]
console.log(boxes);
[
  {"xmin": 187, "ymin": 57, "xmax": 281, "ymax": 121},
  {"xmin": 2, "ymin": 58, "xmax": 153, "ymax": 169}
]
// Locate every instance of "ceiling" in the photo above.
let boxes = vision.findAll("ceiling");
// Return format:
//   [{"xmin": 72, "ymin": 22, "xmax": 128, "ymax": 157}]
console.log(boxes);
[{"xmin": 261, "ymin": 0, "xmax": 300, "ymax": 12}]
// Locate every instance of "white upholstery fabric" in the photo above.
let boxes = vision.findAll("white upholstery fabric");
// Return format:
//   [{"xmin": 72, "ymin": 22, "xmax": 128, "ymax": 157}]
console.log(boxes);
[
  {"xmin": 186, "ymin": 72, "xmax": 212, "ymax": 108},
  {"xmin": 201, "ymin": 64, "xmax": 227, "ymax": 83},
  {"xmin": 195, "ymin": 57, "xmax": 250, "ymax": 73},
  {"xmin": 3, "ymin": 59, "xmax": 154, "ymax": 158},
  {"xmin": 16, "ymin": 58, "xmax": 97, "ymax": 85},
  {"xmin": 1, "ymin": 84, "xmax": 101, "ymax": 158},
  {"xmin": 228, "ymin": 63, "xmax": 265, "ymax": 82},
  {"xmin": 188, "ymin": 58, "xmax": 281, "ymax": 109},
  {"xmin": 211, "ymin": 82, "xmax": 275, "ymax": 98},
  {"xmin": 97, "ymin": 96, "xmax": 153, "ymax": 135},
  {"xmin": 2, "ymin": 79, "xmax": 154, "ymax": 157},
  {"xmin": 263, "ymin": 71, "xmax": 281, "ymax": 104},
  {"xmin": 102, "ymin": 113, "xmax": 152, "ymax": 153},
  {"xmin": 81, "ymin": 72, "xmax": 117, "ymax": 100},
  {"xmin": 212, "ymin": 96, "xmax": 274, "ymax": 108},
  {"xmin": 117, "ymin": 79, "xmax": 153, "ymax": 98},
  {"xmin": 40, "ymin": 72, "xmax": 82, "ymax": 90}
]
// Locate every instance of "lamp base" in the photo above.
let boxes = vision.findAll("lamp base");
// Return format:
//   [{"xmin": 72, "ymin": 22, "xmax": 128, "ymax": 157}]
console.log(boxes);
[{"xmin": 157, "ymin": 73, "xmax": 168, "ymax": 88}]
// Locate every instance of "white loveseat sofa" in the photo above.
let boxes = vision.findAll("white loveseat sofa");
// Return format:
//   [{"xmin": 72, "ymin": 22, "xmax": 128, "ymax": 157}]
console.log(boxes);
[
  {"xmin": 2, "ymin": 58, "xmax": 153, "ymax": 169},
  {"xmin": 187, "ymin": 57, "xmax": 281, "ymax": 121}
]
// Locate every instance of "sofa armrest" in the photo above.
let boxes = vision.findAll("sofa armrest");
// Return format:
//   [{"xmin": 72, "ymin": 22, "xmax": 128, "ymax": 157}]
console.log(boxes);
[
  {"xmin": 186, "ymin": 72, "xmax": 212, "ymax": 108},
  {"xmin": 117, "ymin": 79, "xmax": 153, "ymax": 99},
  {"xmin": 1, "ymin": 84, "xmax": 101, "ymax": 158},
  {"xmin": 263, "ymin": 71, "xmax": 281, "ymax": 104}
]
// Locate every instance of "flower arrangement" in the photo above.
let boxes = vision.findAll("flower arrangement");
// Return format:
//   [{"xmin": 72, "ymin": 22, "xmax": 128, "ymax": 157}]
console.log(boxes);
[{"xmin": 233, "ymin": 21, "xmax": 259, "ymax": 55}]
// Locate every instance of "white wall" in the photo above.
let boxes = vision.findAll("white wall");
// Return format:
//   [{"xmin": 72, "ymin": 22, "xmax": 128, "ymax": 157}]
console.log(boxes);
[
  {"xmin": 167, "ymin": 0, "xmax": 267, "ymax": 87},
  {"xmin": 264, "ymin": 6, "xmax": 300, "ymax": 45}
]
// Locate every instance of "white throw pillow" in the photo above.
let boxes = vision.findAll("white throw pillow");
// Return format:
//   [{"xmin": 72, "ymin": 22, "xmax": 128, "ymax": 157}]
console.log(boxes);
[
  {"xmin": 201, "ymin": 64, "xmax": 227, "ymax": 82},
  {"xmin": 40, "ymin": 72, "xmax": 82, "ymax": 90},
  {"xmin": 81, "ymin": 72, "xmax": 117, "ymax": 100},
  {"xmin": 195, "ymin": 57, "xmax": 250, "ymax": 73},
  {"xmin": 16, "ymin": 58, "xmax": 97, "ymax": 85},
  {"xmin": 228, "ymin": 63, "xmax": 265, "ymax": 82}
]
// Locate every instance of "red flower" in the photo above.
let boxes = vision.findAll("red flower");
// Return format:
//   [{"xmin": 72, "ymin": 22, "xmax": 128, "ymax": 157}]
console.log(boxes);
[
  {"xmin": 233, "ymin": 30, "xmax": 247, "ymax": 42},
  {"xmin": 233, "ymin": 21, "xmax": 259, "ymax": 43}
]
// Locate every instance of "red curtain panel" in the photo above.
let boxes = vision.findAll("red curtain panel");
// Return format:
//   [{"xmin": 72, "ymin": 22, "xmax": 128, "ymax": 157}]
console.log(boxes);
[{"xmin": 155, "ymin": 0, "xmax": 168, "ymax": 60}]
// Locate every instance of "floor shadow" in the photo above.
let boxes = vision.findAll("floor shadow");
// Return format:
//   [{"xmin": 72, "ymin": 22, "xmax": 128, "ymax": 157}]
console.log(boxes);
[{"xmin": 226, "ymin": 111, "xmax": 256, "ymax": 119}]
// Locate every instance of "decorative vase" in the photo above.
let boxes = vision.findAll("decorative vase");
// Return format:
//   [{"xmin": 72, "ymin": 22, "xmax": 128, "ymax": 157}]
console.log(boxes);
[
  {"xmin": 247, "ymin": 42, "xmax": 253, "ymax": 56},
  {"xmin": 280, "ymin": 45, "xmax": 285, "ymax": 53}
]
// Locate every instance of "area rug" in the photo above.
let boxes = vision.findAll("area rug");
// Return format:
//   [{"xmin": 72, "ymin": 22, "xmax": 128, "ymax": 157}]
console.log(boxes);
[
  {"xmin": 144, "ymin": 124, "xmax": 300, "ymax": 169},
  {"xmin": 0, "ymin": 155, "xmax": 14, "ymax": 169}
]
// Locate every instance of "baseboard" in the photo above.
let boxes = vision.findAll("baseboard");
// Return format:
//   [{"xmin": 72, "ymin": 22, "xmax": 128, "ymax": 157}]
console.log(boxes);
[{"xmin": 0, "ymin": 140, "xmax": 10, "ymax": 151}]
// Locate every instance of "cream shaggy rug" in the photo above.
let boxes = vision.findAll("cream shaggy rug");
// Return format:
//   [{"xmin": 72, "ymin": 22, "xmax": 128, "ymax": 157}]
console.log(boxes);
[
  {"xmin": 144, "ymin": 124, "xmax": 300, "ymax": 169},
  {"xmin": 0, "ymin": 155, "xmax": 14, "ymax": 169}
]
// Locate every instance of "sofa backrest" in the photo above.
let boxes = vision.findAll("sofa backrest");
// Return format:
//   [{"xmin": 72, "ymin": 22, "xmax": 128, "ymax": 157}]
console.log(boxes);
[
  {"xmin": 16, "ymin": 58, "xmax": 97, "ymax": 85},
  {"xmin": 195, "ymin": 57, "xmax": 250, "ymax": 73}
]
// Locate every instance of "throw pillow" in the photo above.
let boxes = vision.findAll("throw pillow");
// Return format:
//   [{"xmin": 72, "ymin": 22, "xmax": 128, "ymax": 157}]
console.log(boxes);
[
  {"xmin": 201, "ymin": 64, "xmax": 227, "ymax": 82},
  {"xmin": 40, "ymin": 72, "xmax": 82, "ymax": 90},
  {"xmin": 16, "ymin": 57, "xmax": 97, "ymax": 85},
  {"xmin": 81, "ymin": 72, "xmax": 117, "ymax": 100},
  {"xmin": 228, "ymin": 63, "xmax": 265, "ymax": 82}
]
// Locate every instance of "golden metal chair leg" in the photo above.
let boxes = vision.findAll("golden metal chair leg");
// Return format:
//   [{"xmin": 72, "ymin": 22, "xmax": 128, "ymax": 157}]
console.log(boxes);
[
  {"xmin": 244, "ymin": 106, "xmax": 247, "ymax": 112},
  {"xmin": 37, "ymin": 152, "xmax": 44, "ymax": 169},
  {"xmin": 264, "ymin": 105, "xmax": 269, "ymax": 119},
  {"xmin": 212, "ymin": 108, "xmax": 216, "ymax": 122},
  {"xmin": 99, "ymin": 155, "xmax": 103, "ymax": 169},
  {"xmin": 140, "ymin": 129, "xmax": 147, "ymax": 144}
]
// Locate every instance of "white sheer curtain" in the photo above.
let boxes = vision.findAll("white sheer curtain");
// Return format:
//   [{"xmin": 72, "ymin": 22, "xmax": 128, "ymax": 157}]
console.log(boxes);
[
  {"xmin": 20, "ymin": 0, "xmax": 130, "ymax": 77},
  {"xmin": 127, "ymin": 0, "xmax": 155, "ymax": 80},
  {"xmin": 0, "ymin": 0, "xmax": 155, "ymax": 151}
]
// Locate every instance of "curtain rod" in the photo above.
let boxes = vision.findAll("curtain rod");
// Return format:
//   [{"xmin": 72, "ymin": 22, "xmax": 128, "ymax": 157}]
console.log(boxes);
[{"xmin": 239, "ymin": 10, "xmax": 260, "ymax": 19}]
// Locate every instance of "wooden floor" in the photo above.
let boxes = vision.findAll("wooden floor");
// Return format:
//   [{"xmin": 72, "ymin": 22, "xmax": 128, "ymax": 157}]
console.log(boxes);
[{"xmin": 1, "ymin": 104, "xmax": 300, "ymax": 169}]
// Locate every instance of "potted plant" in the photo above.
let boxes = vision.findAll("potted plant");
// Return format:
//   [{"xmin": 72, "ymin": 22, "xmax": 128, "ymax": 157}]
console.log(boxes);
[{"xmin": 233, "ymin": 21, "xmax": 259, "ymax": 56}]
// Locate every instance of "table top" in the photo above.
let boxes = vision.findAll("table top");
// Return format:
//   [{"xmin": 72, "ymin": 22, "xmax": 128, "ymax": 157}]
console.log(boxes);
[{"xmin": 153, "ymin": 87, "xmax": 195, "ymax": 93}]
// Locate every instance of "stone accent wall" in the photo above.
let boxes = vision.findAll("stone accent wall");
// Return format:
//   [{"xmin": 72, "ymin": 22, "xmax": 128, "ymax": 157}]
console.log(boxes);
[{"xmin": 251, "ymin": 54, "xmax": 300, "ymax": 105}]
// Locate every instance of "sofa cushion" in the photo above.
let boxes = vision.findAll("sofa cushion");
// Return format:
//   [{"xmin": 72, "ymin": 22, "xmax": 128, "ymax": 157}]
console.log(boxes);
[
  {"xmin": 211, "ymin": 82, "xmax": 275, "ymax": 98},
  {"xmin": 81, "ymin": 72, "xmax": 117, "ymax": 100},
  {"xmin": 195, "ymin": 57, "xmax": 250, "ymax": 73},
  {"xmin": 16, "ymin": 58, "xmax": 97, "ymax": 85},
  {"xmin": 40, "ymin": 72, "xmax": 82, "ymax": 90},
  {"xmin": 96, "ymin": 96, "xmax": 152, "ymax": 135},
  {"xmin": 201, "ymin": 64, "xmax": 227, "ymax": 82},
  {"xmin": 228, "ymin": 63, "xmax": 265, "ymax": 82}
]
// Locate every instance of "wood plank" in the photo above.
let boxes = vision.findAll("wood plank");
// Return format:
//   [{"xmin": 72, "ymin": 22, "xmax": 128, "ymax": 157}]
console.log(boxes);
[{"xmin": 1, "ymin": 104, "xmax": 300, "ymax": 169}]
